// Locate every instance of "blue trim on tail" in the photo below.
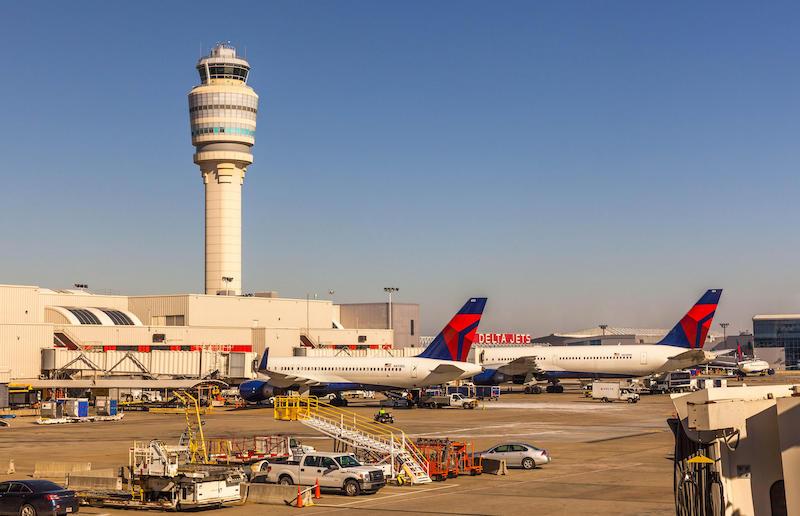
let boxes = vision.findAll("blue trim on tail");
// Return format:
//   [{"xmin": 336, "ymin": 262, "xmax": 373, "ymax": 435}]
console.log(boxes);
[
  {"xmin": 258, "ymin": 348, "xmax": 269, "ymax": 372},
  {"xmin": 696, "ymin": 289, "xmax": 723, "ymax": 306},
  {"xmin": 418, "ymin": 297, "xmax": 487, "ymax": 361}
]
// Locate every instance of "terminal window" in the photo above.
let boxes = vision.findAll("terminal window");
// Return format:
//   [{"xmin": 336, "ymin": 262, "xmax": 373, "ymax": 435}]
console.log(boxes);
[{"xmin": 165, "ymin": 315, "xmax": 185, "ymax": 326}]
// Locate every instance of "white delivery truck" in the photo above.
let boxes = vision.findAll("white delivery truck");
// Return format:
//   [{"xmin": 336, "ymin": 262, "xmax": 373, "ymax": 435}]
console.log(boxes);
[{"xmin": 591, "ymin": 381, "xmax": 640, "ymax": 403}]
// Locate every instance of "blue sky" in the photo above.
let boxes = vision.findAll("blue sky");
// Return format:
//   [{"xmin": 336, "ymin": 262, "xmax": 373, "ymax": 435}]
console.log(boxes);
[{"xmin": 1, "ymin": 2, "xmax": 798, "ymax": 335}]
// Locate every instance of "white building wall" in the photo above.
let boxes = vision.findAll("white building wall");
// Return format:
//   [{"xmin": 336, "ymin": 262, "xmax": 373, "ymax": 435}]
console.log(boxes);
[
  {"xmin": 0, "ymin": 285, "xmax": 42, "ymax": 323},
  {"xmin": 0, "ymin": 323, "xmax": 53, "ymax": 380}
]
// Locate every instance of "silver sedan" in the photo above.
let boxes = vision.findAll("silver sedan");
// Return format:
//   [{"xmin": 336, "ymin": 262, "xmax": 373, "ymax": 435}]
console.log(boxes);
[{"xmin": 475, "ymin": 442, "xmax": 551, "ymax": 469}]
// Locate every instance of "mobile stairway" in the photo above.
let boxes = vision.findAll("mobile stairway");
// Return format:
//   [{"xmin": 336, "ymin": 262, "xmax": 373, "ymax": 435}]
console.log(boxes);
[{"xmin": 274, "ymin": 396, "xmax": 432, "ymax": 484}]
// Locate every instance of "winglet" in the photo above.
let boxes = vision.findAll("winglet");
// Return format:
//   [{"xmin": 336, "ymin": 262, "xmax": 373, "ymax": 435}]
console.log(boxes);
[
  {"xmin": 657, "ymin": 289, "xmax": 722, "ymax": 349},
  {"xmin": 418, "ymin": 298, "xmax": 487, "ymax": 361}
]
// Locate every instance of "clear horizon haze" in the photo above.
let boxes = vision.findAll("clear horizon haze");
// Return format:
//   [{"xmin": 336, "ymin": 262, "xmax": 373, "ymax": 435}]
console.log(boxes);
[{"xmin": 1, "ymin": 1, "xmax": 798, "ymax": 336}]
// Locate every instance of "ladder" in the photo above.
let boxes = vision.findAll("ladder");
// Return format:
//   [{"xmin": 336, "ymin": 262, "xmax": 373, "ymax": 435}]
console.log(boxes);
[{"xmin": 274, "ymin": 397, "xmax": 431, "ymax": 484}]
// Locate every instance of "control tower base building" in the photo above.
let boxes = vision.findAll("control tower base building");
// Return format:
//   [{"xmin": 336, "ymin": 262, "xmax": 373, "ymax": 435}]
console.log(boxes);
[{"xmin": 188, "ymin": 44, "xmax": 258, "ymax": 295}]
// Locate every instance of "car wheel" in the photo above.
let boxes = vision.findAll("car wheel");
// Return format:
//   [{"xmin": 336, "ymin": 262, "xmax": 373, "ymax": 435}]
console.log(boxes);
[
  {"xmin": 521, "ymin": 457, "xmax": 536, "ymax": 470},
  {"xmin": 524, "ymin": 386, "xmax": 532, "ymax": 394},
  {"xmin": 20, "ymin": 505, "xmax": 37, "ymax": 516},
  {"xmin": 278, "ymin": 475, "xmax": 293, "ymax": 485},
  {"xmin": 343, "ymin": 479, "xmax": 361, "ymax": 497}
]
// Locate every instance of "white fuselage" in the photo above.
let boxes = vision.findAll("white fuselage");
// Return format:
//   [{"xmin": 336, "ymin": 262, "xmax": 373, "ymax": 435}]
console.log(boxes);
[
  {"xmin": 477, "ymin": 344, "xmax": 706, "ymax": 379},
  {"xmin": 738, "ymin": 359, "xmax": 770, "ymax": 375},
  {"xmin": 264, "ymin": 356, "xmax": 482, "ymax": 390}
]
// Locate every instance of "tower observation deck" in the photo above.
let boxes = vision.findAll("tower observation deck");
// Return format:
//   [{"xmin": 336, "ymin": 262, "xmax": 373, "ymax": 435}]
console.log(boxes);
[{"xmin": 188, "ymin": 43, "xmax": 258, "ymax": 295}]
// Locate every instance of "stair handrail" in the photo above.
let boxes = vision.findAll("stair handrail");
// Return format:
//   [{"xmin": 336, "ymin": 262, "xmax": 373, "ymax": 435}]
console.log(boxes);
[{"xmin": 274, "ymin": 396, "xmax": 429, "ymax": 474}]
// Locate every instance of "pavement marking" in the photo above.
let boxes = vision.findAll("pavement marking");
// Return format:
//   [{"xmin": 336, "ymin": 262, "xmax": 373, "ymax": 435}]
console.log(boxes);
[
  {"xmin": 482, "ymin": 402, "xmax": 626, "ymax": 411},
  {"xmin": 311, "ymin": 483, "xmax": 461, "ymax": 511}
]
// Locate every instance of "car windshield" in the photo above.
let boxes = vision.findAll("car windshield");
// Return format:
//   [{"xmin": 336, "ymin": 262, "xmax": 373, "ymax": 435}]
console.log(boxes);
[{"xmin": 336, "ymin": 455, "xmax": 362, "ymax": 468}]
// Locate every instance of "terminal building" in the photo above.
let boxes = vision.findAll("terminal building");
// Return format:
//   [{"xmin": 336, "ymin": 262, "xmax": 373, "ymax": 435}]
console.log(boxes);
[
  {"xmin": 0, "ymin": 284, "xmax": 394, "ymax": 384},
  {"xmin": 752, "ymin": 314, "xmax": 800, "ymax": 369}
]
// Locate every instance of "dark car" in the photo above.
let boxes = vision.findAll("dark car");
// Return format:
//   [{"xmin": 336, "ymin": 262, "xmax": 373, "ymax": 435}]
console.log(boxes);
[{"xmin": 0, "ymin": 480, "xmax": 79, "ymax": 516}]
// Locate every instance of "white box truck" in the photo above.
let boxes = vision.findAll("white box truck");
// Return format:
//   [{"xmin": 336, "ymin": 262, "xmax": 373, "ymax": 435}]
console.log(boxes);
[{"xmin": 591, "ymin": 381, "xmax": 639, "ymax": 403}]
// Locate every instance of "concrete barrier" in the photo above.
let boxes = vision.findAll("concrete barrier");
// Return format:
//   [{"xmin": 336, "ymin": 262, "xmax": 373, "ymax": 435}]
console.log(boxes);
[
  {"xmin": 67, "ymin": 474, "xmax": 123, "ymax": 490},
  {"xmin": 479, "ymin": 458, "xmax": 508, "ymax": 475},
  {"xmin": 244, "ymin": 483, "xmax": 314, "ymax": 505},
  {"xmin": 34, "ymin": 461, "xmax": 91, "ymax": 480}
]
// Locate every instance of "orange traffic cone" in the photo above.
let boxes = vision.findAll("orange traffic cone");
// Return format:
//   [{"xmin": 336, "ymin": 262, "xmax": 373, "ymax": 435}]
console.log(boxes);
[
  {"xmin": 296, "ymin": 486, "xmax": 304, "ymax": 508},
  {"xmin": 314, "ymin": 478, "xmax": 321, "ymax": 499}
]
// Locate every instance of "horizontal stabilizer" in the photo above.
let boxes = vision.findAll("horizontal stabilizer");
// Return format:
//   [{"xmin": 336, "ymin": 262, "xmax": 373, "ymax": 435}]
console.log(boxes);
[{"xmin": 430, "ymin": 363, "xmax": 466, "ymax": 375}]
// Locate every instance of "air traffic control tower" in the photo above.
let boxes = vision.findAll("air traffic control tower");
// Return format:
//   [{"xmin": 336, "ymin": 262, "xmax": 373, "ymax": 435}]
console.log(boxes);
[{"xmin": 189, "ymin": 43, "xmax": 258, "ymax": 295}]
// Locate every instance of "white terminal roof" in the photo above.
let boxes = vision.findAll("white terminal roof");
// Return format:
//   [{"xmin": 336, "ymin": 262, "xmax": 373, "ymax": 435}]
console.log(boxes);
[
  {"xmin": 555, "ymin": 326, "xmax": 669, "ymax": 338},
  {"xmin": 753, "ymin": 314, "xmax": 800, "ymax": 320}
]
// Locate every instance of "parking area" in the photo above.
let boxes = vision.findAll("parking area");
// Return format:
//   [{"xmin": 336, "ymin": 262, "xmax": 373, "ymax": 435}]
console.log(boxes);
[
  {"xmin": 3, "ymin": 375, "xmax": 797, "ymax": 515},
  {"xmin": 0, "ymin": 383, "xmax": 688, "ymax": 516}
]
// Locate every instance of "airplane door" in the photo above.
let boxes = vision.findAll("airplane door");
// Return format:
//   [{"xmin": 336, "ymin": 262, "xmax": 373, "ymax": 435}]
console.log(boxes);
[
  {"xmin": 411, "ymin": 365, "xmax": 417, "ymax": 378},
  {"xmin": 640, "ymin": 352, "xmax": 647, "ymax": 365}
]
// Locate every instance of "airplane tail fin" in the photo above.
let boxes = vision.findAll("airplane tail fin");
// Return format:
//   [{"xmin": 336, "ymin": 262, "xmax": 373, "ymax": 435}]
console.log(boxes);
[
  {"xmin": 737, "ymin": 343, "xmax": 743, "ymax": 362},
  {"xmin": 258, "ymin": 348, "xmax": 269, "ymax": 372},
  {"xmin": 418, "ymin": 298, "xmax": 487, "ymax": 362},
  {"xmin": 657, "ymin": 289, "xmax": 722, "ymax": 349}
]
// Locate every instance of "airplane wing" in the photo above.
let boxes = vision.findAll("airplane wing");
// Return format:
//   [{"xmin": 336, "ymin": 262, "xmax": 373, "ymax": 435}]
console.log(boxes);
[
  {"xmin": 496, "ymin": 356, "xmax": 540, "ymax": 376},
  {"xmin": 657, "ymin": 349, "xmax": 717, "ymax": 372},
  {"xmin": 262, "ymin": 369, "xmax": 325, "ymax": 388}
]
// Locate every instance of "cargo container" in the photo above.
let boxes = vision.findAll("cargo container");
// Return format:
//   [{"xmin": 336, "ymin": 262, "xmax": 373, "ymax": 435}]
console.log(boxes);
[
  {"xmin": 445, "ymin": 385, "xmax": 476, "ymax": 398},
  {"xmin": 96, "ymin": 397, "xmax": 119, "ymax": 416},
  {"xmin": 40, "ymin": 401, "xmax": 64, "ymax": 419},
  {"xmin": 62, "ymin": 398, "xmax": 90, "ymax": 418},
  {"xmin": 474, "ymin": 386, "xmax": 501, "ymax": 401}
]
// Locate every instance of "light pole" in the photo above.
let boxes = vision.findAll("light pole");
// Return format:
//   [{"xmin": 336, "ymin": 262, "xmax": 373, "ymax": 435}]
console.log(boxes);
[
  {"xmin": 599, "ymin": 324, "xmax": 608, "ymax": 336},
  {"xmin": 720, "ymin": 322, "xmax": 730, "ymax": 346},
  {"xmin": 221, "ymin": 276, "xmax": 234, "ymax": 295},
  {"xmin": 384, "ymin": 287, "xmax": 399, "ymax": 330}
]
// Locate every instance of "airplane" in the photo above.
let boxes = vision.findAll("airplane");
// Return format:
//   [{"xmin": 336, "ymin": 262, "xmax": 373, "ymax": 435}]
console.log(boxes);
[
  {"xmin": 471, "ymin": 289, "xmax": 723, "ymax": 392},
  {"xmin": 735, "ymin": 344, "xmax": 774, "ymax": 377},
  {"xmin": 238, "ymin": 297, "xmax": 487, "ymax": 405}
]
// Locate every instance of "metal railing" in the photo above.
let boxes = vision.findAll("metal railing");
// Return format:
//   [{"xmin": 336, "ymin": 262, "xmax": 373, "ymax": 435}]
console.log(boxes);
[{"xmin": 273, "ymin": 396, "xmax": 429, "ymax": 479}]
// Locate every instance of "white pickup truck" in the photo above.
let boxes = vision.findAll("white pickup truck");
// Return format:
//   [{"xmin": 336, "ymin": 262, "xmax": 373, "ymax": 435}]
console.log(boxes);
[
  {"xmin": 260, "ymin": 452, "xmax": 386, "ymax": 496},
  {"xmin": 419, "ymin": 392, "xmax": 477, "ymax": 409}
]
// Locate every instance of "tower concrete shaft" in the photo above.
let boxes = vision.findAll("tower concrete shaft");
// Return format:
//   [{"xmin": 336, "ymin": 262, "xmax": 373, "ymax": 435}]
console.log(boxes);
[{"xmin": 188, "ymin": 43, "xmax": 258, "ymax": 295}]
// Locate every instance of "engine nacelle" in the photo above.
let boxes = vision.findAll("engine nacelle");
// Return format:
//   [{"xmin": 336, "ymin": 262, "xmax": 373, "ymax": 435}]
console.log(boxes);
[
  {"xmin": 238, "ymin": 379, "xmax": 281, "ymax": 403},
  {"xmin": 472, "ymin": 368, "xmax": 510, "ymax": 386}
]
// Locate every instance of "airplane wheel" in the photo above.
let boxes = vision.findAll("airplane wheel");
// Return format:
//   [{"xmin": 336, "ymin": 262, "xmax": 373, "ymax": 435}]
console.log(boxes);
[
  {"xmin": 554, "ymin": 385, "xmax": 564, "ymax": 394},
  {"xmin": 532, "ymin": 386, "xmax": 542, "ymax": 394},
  {"xmin": 545, "ymin": 385, "xmax": 555, "ymax": 393},
  {"xmin": 524, "ymin": 386, "xmax": 532, "ymax": 394}
]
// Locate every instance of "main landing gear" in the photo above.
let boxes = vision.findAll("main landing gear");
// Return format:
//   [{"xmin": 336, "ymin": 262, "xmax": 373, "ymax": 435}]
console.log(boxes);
[
  {"xmin": 330, "ymin": 393, "xmax": 349, "ymax": 407},
  {"xmin": 545, "ymin": 381, "xmax": 564, "ymax": 394}
]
